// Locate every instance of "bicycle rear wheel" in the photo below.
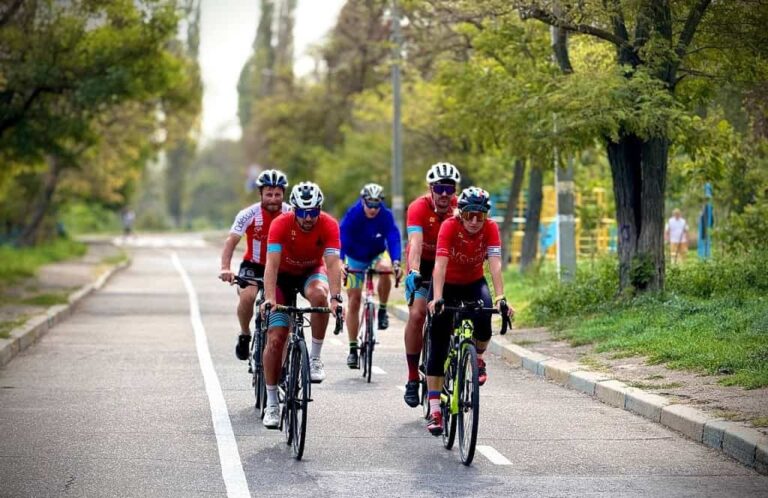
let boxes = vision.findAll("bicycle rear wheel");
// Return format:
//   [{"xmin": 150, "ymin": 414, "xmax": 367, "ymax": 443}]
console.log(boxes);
[
  {"xmin": 441, "ymin": 359, "xmax": 457, "ymax": 450},
  {"xmin": 364, "ymin": 303, "xmax": 375, "ymax": 383},
  {"xmin": 458, "ymin": 343, "xmax": 479, "ymax": 465},
  {"xmin": 289, "ymin": 339, "xmax": 310, "ymax": 460}
]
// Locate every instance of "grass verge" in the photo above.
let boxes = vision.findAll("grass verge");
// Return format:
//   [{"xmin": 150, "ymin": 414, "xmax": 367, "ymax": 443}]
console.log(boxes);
[
  {"xmin": 0, "ymin": 239, "xmax": 86, "ymax": 285},
  {"xmin": 506, "ymin": 253, "xmax": 768, "ymax": 389}
]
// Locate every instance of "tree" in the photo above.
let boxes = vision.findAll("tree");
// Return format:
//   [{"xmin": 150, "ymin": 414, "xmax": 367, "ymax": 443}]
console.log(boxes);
[{"xmin": 0, "ymin": 1, "xmax": 199, "ymax": 244}]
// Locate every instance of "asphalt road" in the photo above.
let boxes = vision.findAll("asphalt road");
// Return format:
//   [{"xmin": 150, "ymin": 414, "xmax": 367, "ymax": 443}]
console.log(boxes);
[{"xmin": 1, "ymin": 236, "xmax": 766, "ymax": 497}]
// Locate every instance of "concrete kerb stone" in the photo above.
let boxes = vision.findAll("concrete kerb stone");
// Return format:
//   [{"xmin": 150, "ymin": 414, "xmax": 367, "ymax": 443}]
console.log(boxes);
[
  {"xmin": 541, "ymin": 358, "xmax": 581, "ymax": 385},
  {"xmin": 568, "ymin": 370, "xmax": 613, "ymax": 396},
  {"xmin": 595, "ymin": 379, "xmax": 629, "ymax": 408},
  {"xmin": 0, "ymin": 260, "xmax": 130, "ymax": 368},
  {"xmin": 521, "ymin": 350, "xmax": 550, "ymax": 376},
  {"xmin": 703, "ymin": 419, "xmax": 732, "ymax": 450},
  {"xmin": 757, "ymin": 440, "xmax": 768, "ymax": 475},
  {"xmin": 624, "ymin": 387, "xmax": 671, "ymax": 423},
  {"xmin": 722, "ymin": 424, "xmax": 761, "ymax": 467},
  {"xmin": 660, "ymin": 404, "xmax": 712, "ymax": 443}
]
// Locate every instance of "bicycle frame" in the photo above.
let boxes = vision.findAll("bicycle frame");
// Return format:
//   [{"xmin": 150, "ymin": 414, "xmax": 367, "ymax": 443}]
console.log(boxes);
[{"xmin": 442, "ymin": 317, "xmax": 475, "ymax": 416}]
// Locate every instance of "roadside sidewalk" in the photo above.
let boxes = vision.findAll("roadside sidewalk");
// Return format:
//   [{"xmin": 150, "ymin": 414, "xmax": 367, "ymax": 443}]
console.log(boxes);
[
  {"xmin": 388, "ymin": 302, "xmax": 767, "ymax": 476},
  {"xmin": 0, "ymin": 238, "xmax": 130, "ymax": 368}
]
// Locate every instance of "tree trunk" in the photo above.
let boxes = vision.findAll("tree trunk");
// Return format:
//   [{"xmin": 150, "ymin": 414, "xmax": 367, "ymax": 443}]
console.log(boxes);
[
  {"xmin": 500, "ymin": 158, "xmax": 526, "ymax": 269},
  {"xmin": 607, "ymin": 132, "xmax": 667, "ymax": 292},
  {"xmin": 18, "ymin": 155, "xmax": 61, "ymax": 246},
  {"xmin": 520, "ymin": 164, "xmax": 543, "ymax": 272}
]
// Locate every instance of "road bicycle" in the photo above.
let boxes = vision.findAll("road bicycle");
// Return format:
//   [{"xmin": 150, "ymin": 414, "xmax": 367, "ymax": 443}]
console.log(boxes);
[
  {"xmin": 430, "ymin": 298, "xmax": 510, "ymax": 465},
  {"xmin": 233, "ymin": 275, "xmax": 267, "ymax": 419},
  {"xmin": 345, "ymin": 267, "xmax": 399, "ymax": 382},
  {"xmin": 264, "ymin": 300, "xmax": 343, "ymax": 460}
]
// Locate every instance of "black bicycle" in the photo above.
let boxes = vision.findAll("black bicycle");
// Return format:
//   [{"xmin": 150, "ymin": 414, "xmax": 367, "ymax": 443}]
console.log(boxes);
[
  {"xmin": 430, "ymin": 299, "xmax": 511, "ymax": 465},
  {"xmin": 233, "ymin": 275, "xmax": 267, "ymax": 419},
  {"xmin": 345, "ymin": 267, "xmax": 399, "ymax": 383},
  {"xmin": 264, "ymin": 301, "xmax": 343, "ymax": 460}
]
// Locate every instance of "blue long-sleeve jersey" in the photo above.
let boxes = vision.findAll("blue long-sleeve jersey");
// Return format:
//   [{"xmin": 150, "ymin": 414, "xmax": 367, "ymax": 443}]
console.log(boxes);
[{"xmin": 340, "ymin": 200, "xmax": 402, "ymax": 263}]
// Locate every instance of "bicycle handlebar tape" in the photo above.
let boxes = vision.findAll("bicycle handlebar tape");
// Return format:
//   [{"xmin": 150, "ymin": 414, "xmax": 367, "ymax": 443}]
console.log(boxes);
[
  {"xmin": 499, "ymin": 300, "xmax": 510, "ymax": 335},
  {"xmin": 435, "ymin": 298, "xmax": 445, "ymax": 315}
]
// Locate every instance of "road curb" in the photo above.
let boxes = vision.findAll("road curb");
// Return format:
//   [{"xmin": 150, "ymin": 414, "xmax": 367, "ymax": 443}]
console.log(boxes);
[
  {"xmin": 391, "ymin": 303, "xmax": 767, "ymax": 475},
  {"xmin": 0, "ymin": 259, "xmax": 130, "ymax": 369}
]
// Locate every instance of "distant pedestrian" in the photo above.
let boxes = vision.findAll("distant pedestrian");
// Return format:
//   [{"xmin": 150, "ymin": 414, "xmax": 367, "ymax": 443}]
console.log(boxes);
[
  {"xmin": 665, "ymin": 208, "xmax": 689, "ymax": 263},
  {"xmin": 121, "ymin": 209, "xmax": 135, "ymax": 237}
]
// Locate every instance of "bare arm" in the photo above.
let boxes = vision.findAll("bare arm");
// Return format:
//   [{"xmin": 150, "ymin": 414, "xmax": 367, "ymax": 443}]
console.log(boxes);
[
  {"xmin": 219, "ymin": 234, "xmax": 241, "ymax": 281},
  {"xmin": 488, "ymin": 256, "xmax": 504, "ymax": 298},
  {"xmin": 263, "ymin": 251, "xmax": 281, "ymax": 304},
  {"xmin": 324, "ymin": 253, "xmax": 343, "ymax": 299},
  {"xmin": 431, "ymin": 256, "xmax": 448, "ymax": 302},
  {"xmin": 407, "ymin": 231, "xmax": 423, "ymax": 272}
]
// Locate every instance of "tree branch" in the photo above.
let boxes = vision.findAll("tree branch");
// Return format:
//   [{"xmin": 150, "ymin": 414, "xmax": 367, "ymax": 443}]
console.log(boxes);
[
  {"xmin": 675, "ymin": 0, "xmax": 712, "ymax": 59},
  {"xmin": 518, "ymin": 6, "xmax": 627, "ymax": 47},
  {"xmin": 0, "ymin": 0, "xmax": 24, "ymax": 28}
]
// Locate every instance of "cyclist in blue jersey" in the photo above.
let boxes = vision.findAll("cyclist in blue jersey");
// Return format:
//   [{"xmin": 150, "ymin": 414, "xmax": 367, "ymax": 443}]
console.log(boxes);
[{"xmin": 340, "ymin": 183, "xmax": 402, "ymax": 368}]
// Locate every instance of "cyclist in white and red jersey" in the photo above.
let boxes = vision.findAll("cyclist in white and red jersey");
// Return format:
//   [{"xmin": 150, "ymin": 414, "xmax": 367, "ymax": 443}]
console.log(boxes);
[
  {"xmin": 259, "ymin": 182, "xmax": 345, "ymax": 428},
  {"xmin": 218, "ymin": 169, "xmax": 290, "ymax": 361},
  {"xmin": 402, "ymin": 162, "xmax": 460, "ymax": 408},
  {"xmin": 424, "ymin": 187, "xmax": 515, "ymax": 435}
]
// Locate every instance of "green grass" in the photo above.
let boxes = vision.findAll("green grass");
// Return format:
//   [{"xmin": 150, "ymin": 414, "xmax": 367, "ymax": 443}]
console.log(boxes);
[
  {"xmin": 752, "ymin": 417, "xmax": 768, "ymax": 428},
  {"xmin": 515, "ymin": 252, "xmax": 768, "ymax": 389},
  {"xmin": 19, "ymin": 292, "xmax": 70, "ymax": 306},
  {"xmin": 0, "ymin": 239, "xmax": 86, "ymax": 284},
  {"xmin": 0, "ymin": 316, "xmax": 29, "ymax": 339},
  {"xmin": 627, "ymin": 381, "xmax": 684, "ymax": 390}
]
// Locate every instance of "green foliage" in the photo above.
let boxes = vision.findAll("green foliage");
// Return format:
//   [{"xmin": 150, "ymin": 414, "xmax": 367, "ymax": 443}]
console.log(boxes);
[
  {"xmin": 0, "ymin": 239, "xmax": 86, "ymax": 284},
  {"xmin": 525, "ymin": 252, "xmax": 768, "ymax": 388},
  {"xmin": 59, "ymin": 202, "xmax": 121, "ymax": 235}
]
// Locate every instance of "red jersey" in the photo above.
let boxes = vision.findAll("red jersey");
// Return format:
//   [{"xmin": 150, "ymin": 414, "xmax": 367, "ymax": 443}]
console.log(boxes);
[
  {"xmin": 405, "ymin": 194, "xmax": 457, "ymax": 265},
  {"xmin": 230, "ymin": 202, "xmax": 291, "ymax": 264},
  {"xmin": 267, "ymin": 212, "xmax": 341, "ymax": 275},
  {"xmin": 435, "ymin": 216, "xmax": 502, "ymax": 285}
]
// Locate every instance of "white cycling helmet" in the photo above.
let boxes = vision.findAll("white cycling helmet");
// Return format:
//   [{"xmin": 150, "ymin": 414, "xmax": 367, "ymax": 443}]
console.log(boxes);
[
  {"xmin": 360, "ymin": 183, "xmax": 384, "ymax": 200},
  {"xmin": 426, "ymin": 162, "xmax": 461, "ymax": 185},
  {"xmin": 458, "ymin": 186, "xmax": 492, "ymax": 212},
  {"xmin": 255, "ymin": 169, "xmax": 288, "ymax": 189},
  {"xmin": 289, "ymin": 181, "xmax": 324, "ymax": 209}
]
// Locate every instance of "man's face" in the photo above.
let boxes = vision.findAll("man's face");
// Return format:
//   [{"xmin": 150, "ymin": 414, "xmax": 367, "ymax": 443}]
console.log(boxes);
[
  {"xmin": 430, "ymin": 182, "xmax": 457, "ymax": 212},
  {"xmin": 294, "ymin": 207, "xmax": 321, "ymax": 232},
  {"xmin": 260, "ymin": 186, "xmax": 285, "ymax": 213},
  {"xmin": 361, "ymin": 197, "xmax": 382, "ymax": 219}
]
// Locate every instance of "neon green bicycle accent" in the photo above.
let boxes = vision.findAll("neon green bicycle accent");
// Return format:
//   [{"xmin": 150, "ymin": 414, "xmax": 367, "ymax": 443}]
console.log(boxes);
[{"xmin": 445, "ymin": 319, "xmax": 474, "ymax": 415}]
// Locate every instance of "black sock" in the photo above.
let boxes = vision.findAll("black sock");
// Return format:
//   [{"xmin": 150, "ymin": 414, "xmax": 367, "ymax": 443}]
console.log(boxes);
[
  {"xmin": 349, "ymin": 341, "xmax": 357, "ymax": 353},
  {"xmin": 379, "ymin": 303, "xmax": 387, "ymax": 311}
]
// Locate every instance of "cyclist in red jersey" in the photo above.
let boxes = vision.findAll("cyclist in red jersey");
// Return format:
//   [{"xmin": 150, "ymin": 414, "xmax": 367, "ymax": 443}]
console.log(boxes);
[
  {"xmin": 402, "ymin": 162, "xmax": 461, "ymax": 408},
  {"xmin": 259, "ymin": 182, "xmax": 345, "ymax": 428},
  {"xmin": 424, "ymin": 187, "xmax": 515, "ymax": 435},
  {"xmin": 218, "ymin": 169, "xmax": 290, "ymax": 361}
]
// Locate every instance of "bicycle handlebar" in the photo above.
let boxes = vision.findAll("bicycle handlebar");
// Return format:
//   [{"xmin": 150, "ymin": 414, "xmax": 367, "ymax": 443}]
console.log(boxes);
[
  {"xmin": 433, "ymin": 300, "xmax": 512, "ymax": 335},
  {"xmin": 263, "ymin": 303, "xmax": 344, "ymax": 335},
  {"xmin": 232, "ymin": 275, "xmax": 263, "ymax": 289}
]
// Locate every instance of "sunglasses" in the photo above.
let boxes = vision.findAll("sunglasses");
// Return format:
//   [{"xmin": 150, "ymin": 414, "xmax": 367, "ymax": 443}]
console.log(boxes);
[
  {"xmin": 432, "ymin": 184, "xmax": 456, "ymax": 196},
  {"xmin": 364, "ymin": 199, "xmax": 382, "ymax": 209},
  {"xmin": 295, "ymin": 207, "xmax": 321, "ymax": 219},
  {"xmin": 460, "ymin": 211, "xmax": 488, "ymax": 222}
]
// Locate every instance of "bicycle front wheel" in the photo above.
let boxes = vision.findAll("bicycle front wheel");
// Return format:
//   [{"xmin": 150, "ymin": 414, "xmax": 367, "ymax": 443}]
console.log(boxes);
[
  {"xmin": 364, "ymin": 303, "xmax": 375, "ymax": 383},
  {"xmin": 253, "ymin": 328, "xmax": 267, "ymax": 418},
  {"xmin": 441, "ymin": 359, "xmax": 457, "ymax": 450},
  {"xmin": 289, "ymin": 339, "xmax": 310, "ymax": 460},
  {"xmin": 458, "ymin": 343, "xmax": 479, "ymax": 465},
  {"xmin": 420, "ymin": 321, "xmax": 431, "ymax": 420}
]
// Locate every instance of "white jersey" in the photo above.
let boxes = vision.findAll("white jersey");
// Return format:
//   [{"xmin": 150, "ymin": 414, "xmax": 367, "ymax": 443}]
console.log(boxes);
[
  {"xmin": 230, "ymin": 202, "xmax": 291, "ymax": 264},
  {"xmin": 666, "ymin": 217, "xmax": 688, "ymax": 244}
]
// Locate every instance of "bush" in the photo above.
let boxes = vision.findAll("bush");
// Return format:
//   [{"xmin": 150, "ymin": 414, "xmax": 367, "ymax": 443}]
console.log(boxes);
[
  {"xmin": 666, "ymin": 250, "xmax": 768, "ymax": 299},
  {"xmin": 59, "ymin": 202, "xmax": 121, "ymax": 235},
  {"xmin": 0, "ymin": 239, "xmax": 86, "ymax": 283}
]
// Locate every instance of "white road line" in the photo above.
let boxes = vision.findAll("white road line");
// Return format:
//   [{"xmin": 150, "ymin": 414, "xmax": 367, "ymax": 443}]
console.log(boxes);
[
  {"xmin": 477, "ymin": 445, "xmax": 512, "ymax": 465},
  {"xmin": 396, "ymin": 385, "xmax": 406, "ymax": 392},
  {"xmin": 328, "ymin": 338, "xmax": 344, "ymax": 347},
  {"xmin": 372, "ymin": 366, "xmax": 387, "ymax": 375},
  {"xmin": 172, "ymin": 252, "xmax": 250, "ymax": 498}
]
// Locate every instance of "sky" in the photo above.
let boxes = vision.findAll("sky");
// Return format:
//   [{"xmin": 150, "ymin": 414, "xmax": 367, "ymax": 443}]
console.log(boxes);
[{"xmin": 199, "ymin": 0, "xmax": 347, "ymax": 142}]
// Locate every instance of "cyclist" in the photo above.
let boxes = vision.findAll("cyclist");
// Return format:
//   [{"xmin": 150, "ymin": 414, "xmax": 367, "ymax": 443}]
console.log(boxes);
[
  {"xmin": 402, "ymin": 162, "xmax": 461, "ymax": 408},
  {"xmin": 218, "ymin": 169, "xmax": 290, "ymax": 361},
  {"xmin": 259, "ymin": 181, "xmax": 345, "ymax": 428},
  {"xmin": 424, "ymin": 186, "xmax": 515, "ymax": 435},
  {"xmin": 340, "ymin": 183, "xmax": 402, "ymax": 368}
]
